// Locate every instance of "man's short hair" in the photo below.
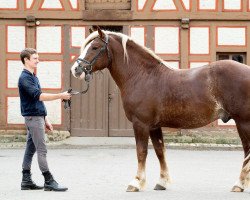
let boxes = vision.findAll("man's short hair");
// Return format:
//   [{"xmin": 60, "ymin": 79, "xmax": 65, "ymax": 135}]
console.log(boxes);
[{"xmin": 20, "ymin": 48, "xmax": 37, "ymax": 64}]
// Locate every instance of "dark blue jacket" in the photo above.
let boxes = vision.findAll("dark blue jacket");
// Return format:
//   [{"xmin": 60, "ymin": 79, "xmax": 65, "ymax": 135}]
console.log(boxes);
[{"xmin": 18, "ymin": 69, "xmax": 47, "ymax": 116}]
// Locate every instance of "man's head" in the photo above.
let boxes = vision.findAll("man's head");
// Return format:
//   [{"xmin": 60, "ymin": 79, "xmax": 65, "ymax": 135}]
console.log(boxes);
[{"xmin": 20, "ymin": 48, "xmax": 39, "ymax": 69}]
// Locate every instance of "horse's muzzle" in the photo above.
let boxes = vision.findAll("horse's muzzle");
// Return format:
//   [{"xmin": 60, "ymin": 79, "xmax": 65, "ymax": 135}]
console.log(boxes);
[{"xmin": 73, "ymin": 67, "xmax": 84, "ymax": 79}]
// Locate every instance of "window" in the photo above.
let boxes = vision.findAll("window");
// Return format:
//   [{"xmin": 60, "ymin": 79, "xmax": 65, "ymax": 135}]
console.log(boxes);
[
  {"xmin": 98, "ymin": 26, "xmax": 123, "ymax": 33},
  {"xmin": 217, "ymin": 53, "xmax": 246, "ymax": 64}
]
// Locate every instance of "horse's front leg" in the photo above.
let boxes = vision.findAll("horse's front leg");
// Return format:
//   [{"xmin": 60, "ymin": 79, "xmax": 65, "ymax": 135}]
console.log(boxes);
[
  {"xmin": 127, "ymin": 120, "xmax": 149, "ymax": 192},
  {"xmin": 150, "ymin": 127, "xmax": 171, "ymax": 190}
]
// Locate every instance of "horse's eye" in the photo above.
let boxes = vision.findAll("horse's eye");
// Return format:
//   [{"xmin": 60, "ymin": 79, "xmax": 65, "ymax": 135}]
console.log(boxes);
[{"xmin": 92, "ymin": 47, "xmax": 98, "ymax": 50}]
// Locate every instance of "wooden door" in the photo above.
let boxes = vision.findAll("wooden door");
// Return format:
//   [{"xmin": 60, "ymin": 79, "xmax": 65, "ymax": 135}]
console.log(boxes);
[
  {"xmin": 108, "ymin": 76, "xmax": 133, "ymax": 136},
  {"xmin": 70, "ymin": 70, "xmax": 133, "ymax": 137},
  {"xmin": 70, "ymin": 69, "xmax": 109, "ymax": 136}
]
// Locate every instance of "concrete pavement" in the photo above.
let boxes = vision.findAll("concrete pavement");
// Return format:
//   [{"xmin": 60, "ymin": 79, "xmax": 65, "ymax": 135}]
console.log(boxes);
[{"xmin": 0, "ymin": 148, "xmax": 249, "ymax": 200}]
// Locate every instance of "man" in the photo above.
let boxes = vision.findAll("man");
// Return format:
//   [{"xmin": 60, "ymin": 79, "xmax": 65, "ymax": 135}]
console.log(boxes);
[{"xmin": 18, "ymin": 48, "xmax": 71, "ymax": 191}]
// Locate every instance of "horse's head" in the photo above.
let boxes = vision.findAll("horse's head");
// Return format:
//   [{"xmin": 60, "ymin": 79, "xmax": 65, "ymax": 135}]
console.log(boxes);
[{"xmin": 71, "ymin": 26, "xmax": 111, "ymax": 81}]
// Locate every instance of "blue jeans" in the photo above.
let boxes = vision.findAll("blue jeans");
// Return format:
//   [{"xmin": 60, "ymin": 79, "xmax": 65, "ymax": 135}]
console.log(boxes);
[{"xmin": 22, "ymin": 116, "xmax": 49, "ymax": 172}]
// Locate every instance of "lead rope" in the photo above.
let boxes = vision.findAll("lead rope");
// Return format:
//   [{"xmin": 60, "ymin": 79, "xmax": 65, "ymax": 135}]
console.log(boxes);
[
  {"xmin": 63, "ymin": 81, "xmax": 90, "ymax": 131},
  {"xmin": 63, "ymin": 81, "xmax": 90, "ymax": 109}
]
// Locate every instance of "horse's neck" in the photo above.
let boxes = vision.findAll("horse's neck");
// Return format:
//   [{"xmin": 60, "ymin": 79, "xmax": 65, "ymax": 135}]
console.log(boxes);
[{"xmin": 108, "ymin": 40, "xmax": 170, "ymax": 89}]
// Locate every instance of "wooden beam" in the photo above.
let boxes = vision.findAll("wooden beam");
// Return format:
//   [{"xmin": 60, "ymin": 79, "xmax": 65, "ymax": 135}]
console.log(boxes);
[
  {"xmin": 82, "ymin": 10, "xmax": 133, "ymax": 21},
  {"xmin": 1, "ymin": 10, "xmax": 250, "ymax": 21}
]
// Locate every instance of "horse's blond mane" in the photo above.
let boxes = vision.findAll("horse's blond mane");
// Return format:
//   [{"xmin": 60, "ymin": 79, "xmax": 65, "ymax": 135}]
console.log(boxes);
[{"xmin": 81, "ymin": 30, "xmax": 167, "ymax": 66}]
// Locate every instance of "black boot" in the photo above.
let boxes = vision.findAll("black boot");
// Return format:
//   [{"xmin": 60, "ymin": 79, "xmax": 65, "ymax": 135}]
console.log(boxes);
[
  {"xmin": 42, "ymin": 171, "xmax": 68, "ymax": 192},
  {"xmin": 21, "ymin": 170, "xmax": 43, "ymax": 190}
]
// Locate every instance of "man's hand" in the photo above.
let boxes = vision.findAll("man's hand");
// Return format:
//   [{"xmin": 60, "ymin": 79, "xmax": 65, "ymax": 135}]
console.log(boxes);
[
  {"xmin": 60, "ymin": 91, "xmax": 72, "ymax": 100},
  {"xmin": 45, "ymin": 117, "xmax": 53, "ymax": 133}
]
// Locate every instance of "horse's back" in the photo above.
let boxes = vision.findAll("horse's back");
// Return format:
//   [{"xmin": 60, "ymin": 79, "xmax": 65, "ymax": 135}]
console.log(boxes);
[
  {"xmin": 210, "ymin": 60, "xmax": 250, "ymax": 119},
  {"xmin": 158, "ymin": 60, "xmax": 250, "ymax": 128}
]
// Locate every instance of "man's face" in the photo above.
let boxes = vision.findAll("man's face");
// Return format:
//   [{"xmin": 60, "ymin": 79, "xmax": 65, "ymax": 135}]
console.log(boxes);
[{"xmin": 25, "ymin": 53, "xmax": 39, "ymax": 69}]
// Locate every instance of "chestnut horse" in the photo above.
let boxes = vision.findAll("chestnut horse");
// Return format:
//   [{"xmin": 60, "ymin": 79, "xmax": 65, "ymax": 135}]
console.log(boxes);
[{"xmin": 71, "ymin": 27, "xmax": 250, "ymax": 193}]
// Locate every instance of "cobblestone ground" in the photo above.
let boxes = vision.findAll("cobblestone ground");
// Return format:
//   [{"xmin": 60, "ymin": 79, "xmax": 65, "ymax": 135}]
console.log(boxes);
[{"xmin": 0, "ymin": 148, "xmax": 249, "ymax": 200}]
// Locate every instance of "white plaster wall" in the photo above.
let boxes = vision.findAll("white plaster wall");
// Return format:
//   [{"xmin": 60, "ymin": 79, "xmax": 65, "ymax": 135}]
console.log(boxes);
[
  {"xmin": 224, "ymin": 0, "xmax": 241, "ymax": 10},
  {"xmin": 0, "ymin": 0, "xmax": 17, "ymax": 8},
  {"xmin": 8, "ymin": 98, "xmax": 62, "ymax": 125},
  {"xmin": 44, "ymin": 100, "xmax": 62, "ymax": 124},
  {"xmin": 190, "ymin": 62, "xmax": 209, "ymax": 68},
  {"xmin": 130, "ymin": 27, "xmax": 145, "ymax": 46},
  {"xmin": 190, "ymin": 27, "xmax": 209, "ymax": 54},
  {"xmin": 7, "ymin": 97, "xmax": 24, "ymax": 124},
  {"xmin": 26, "ymin": 0, "xmax": 34, "ymax": 8},
  {"xmin": 71, "ymin": 27, "xmax": 85, "ymax": 47},
  {"xmin": 7, "ymin": 60, "xmax": 23, "ymax": 88},
  {"xmin": 218, "ymin": 119, "xmax": 236, "ymax": 126},
  {"xmin": 7, "ymin": 26, "xmax": 25, "ymax": 53},
  {"xmin": 138, "ymin": 0, "xmax": 147, "ymax": 10},
  {"xmin": 217, "ymin": 27, "xmax": 245, "ymax": 46},
  {"xmin": 199, "ymin": 0, "xmax": 216, "ymax": 9},
  {"xmin": 155, "ymin": 27, "xmax": 179, "ymax": 54},
  {"xmin": 37, "ymin": 61, "xmax": 62, "ymax": 89},
  {"xmin": 153, "ymin": 0, "xmax": 176, "ymax": 10},
  {"xmin": 69, "ymin": 0, "xmax": 78, "ymax": 9},
  {"xmin": 163, "ymin": 61, "xmax": 179, "ymax": 69},
  {"xmin": 181, "ymin": 0, "xmax": 190, "ymax": 10},
  {"xmin": 41, "ymin": 0, "xmax": 62, "ymax": 8},
  {"xmin": 36, "ymin": 26, "xmax": 61, "ymax": 53}
]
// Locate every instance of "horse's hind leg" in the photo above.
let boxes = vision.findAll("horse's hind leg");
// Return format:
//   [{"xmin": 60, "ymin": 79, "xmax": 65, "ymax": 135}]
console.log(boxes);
[
  {"xmin": 150, "ymin": 127, "xmax": 170, "ymax": 190},
  {"xmin": 232, "ymin": 121, "xmax": 250, "ymax": 192},
  {"xmin": 127, "ymin": 120, "xmax": 149, "ymax": 192}
]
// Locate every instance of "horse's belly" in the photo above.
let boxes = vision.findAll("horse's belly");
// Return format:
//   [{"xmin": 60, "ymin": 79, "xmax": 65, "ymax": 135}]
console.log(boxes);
[
  {"xmin": 160, "ymin": 107, "xmax": 218, "ymax": 129},
  {"xmin": 163, "ymin": 116, "xmax": 216, "ymax": 129}
]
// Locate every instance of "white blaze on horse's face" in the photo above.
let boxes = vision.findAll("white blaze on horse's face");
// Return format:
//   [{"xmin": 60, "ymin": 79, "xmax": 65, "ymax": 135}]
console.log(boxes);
[{"xmin": 71, "ymin": 41, "xmax": 93, "ymax": 79}]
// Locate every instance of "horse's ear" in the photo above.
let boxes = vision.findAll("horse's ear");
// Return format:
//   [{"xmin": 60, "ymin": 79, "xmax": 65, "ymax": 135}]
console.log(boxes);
[
  {"xmin": 92, "ymin": 25, "xmax": 105, "ymax": 39},
  {"xmin": 93, "ymin": 26, "xmax": 105, "ymax": 40},
  {"xmin": 98, "ymin": 28, "xmax": 105, "ymax": 40},
  {"xmin": 89, "ymin": 28, "xmax": 93, "ymax": 34},
  {"xmin": 92, "ymin": 25, "xmax": 98, "ymax": 31}
]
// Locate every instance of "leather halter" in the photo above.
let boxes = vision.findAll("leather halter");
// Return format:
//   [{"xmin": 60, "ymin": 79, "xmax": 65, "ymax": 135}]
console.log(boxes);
[{"xmin": 75, "ymin": 34, "xmax": 111, "ymax": 82}]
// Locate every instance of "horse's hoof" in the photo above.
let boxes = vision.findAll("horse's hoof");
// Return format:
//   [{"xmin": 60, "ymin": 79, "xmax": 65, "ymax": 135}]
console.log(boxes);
[
  {"xmin": 126, "ymin": 185, "xmax": 139, "ymax": 192},
  {"xmin": 231, "ymin": 186, "xmax": 244, "ymax": 192},
  {"xmin": 154, "ymin": 184, "xmax": 166, "ymax": 190}
]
